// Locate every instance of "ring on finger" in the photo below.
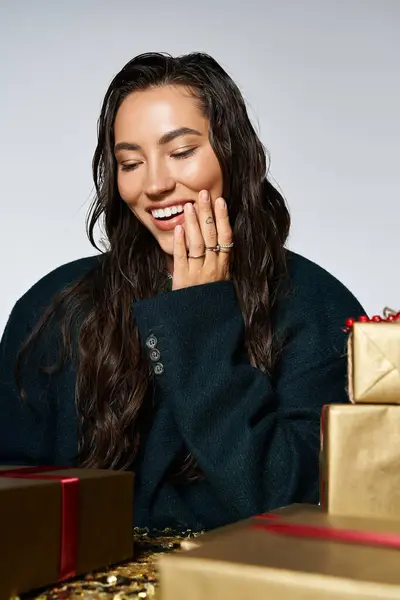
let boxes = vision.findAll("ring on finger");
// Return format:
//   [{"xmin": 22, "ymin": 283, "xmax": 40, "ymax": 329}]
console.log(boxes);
[
  {"xmin": 219, "ymin": 242, "xmax": 234, "ymax": 249},
  {"xmin": 188, "ymin": 252, "xmax": 206, "ymax": 259},
  {"xmin": 205, "ymin": 245, "xmax": 220, "ymax": 253},
  {"xmin": 219, "ymin": 248, "xmax": 232, "ymax": 254}
]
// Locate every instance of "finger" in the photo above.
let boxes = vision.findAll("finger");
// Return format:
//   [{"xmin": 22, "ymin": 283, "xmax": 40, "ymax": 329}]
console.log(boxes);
[
  {"xmin": 197, "ymin": 190, "xmax": 218, "ymax": 250},
  {"xmin": 173, "ymin": 225, "xmax": 188, "ymax": 274},
  {"xmin": 214, "ymin": 197, "xmax": 233, "ymax": 246},
  {"xmin": 214, "ymin": 197, "xmax": 233, "ymax": 269},
  {"xmin": 184, "ymin": 202, "xmax": 205, "ymax": 260}
]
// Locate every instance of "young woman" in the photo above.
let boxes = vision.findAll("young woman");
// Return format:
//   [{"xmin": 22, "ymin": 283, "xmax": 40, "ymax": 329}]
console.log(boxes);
[{"xmin": 0, "ymin": 52, "xmax": 364, "ymax": 530}]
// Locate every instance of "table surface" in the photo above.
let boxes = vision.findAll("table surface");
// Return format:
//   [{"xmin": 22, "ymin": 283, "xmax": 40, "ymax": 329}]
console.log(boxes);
[{"xmin": 21, "ymin": 528, "xmax": 203, "ymax": 600}]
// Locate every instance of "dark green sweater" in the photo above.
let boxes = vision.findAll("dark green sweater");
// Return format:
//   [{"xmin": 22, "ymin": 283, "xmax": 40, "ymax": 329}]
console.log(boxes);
[{"xmin": 0, "ymin": 251, "xmax": 364, "ymax": 530}]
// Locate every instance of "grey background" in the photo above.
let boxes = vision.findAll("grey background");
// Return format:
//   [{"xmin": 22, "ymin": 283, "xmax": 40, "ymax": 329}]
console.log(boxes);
[{"xmin": 0, "ymin": 0, "xmax": 399, "ymax": 334}]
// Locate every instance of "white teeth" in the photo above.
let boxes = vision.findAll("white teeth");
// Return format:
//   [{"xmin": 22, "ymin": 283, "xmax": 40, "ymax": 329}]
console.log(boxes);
[{"xmin": 151, "ymin": 204, "xmax": 186, "ymax": 219}]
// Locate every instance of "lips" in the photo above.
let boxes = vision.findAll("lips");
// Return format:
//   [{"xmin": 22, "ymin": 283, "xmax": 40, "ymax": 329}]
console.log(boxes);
[
  {"xmin": 151, "ymin": 211, "xmax": 186, "ymax": 231},
  {"xmin": 147, "ymin": 200, "xmax": 194, "ymax": 232}
]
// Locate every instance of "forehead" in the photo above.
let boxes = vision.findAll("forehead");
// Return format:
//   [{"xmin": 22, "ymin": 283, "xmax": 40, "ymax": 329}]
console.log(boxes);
[{"xmin": 114, "ymin": 85, "xmax": 208, "ymax": 141}]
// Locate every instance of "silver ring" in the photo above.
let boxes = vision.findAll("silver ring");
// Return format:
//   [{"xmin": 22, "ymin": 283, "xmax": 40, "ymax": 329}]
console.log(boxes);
[
  {"xmin": 187, "ymin": 252, "xmax": 206, "ymax": 259},
  {"xmin": 219, "ymin": 242, "xmax": 234, "ymax": 249},
  {"xmin": 205, "ymin": 245, "xmax": 220, "ymax": 253}
]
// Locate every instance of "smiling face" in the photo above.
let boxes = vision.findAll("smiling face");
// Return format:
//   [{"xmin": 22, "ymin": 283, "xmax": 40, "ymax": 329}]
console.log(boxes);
[{"xmin": 114, "ymin": 85, "xmax": 224, "ymax": 257}]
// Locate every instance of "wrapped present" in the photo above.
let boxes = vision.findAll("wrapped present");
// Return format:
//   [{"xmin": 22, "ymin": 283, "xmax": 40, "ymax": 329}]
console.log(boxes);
[
  {"xmin": 346, "ymin": 308, "xmax": 400, "ymax": 404},
  {"xmin": 0, "ymin": 466, "xmax": 134, "ymax": 598},
  {"xmin": 320, "ymin": 404, "xmax": 400, "ymax": 520},
  {"xmin": 180, "ymin": 503, "xmax": 316, "ymax": 551},
  {"xmin": 159, "ymin": 505, "xmax": 400, "ymax": 600}
]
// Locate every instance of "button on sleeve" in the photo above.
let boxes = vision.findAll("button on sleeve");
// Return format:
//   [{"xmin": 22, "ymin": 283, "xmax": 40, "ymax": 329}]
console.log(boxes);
[
  {"xmin": 145, "ymin": 335, "xmax": 158, "ymax": 349},
  {"xmin": 153, "ymin": 363, "xmax": 164, "ymax": 376},
  {"xmin": 149, "ymin": 348, "xmax": 161, "ymax": 362}
]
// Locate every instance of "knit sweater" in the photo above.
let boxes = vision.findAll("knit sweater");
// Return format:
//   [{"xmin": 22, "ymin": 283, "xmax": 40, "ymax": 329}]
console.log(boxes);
[{"xmin": 0, "ymin": 251, "xmax": 364, "ymax": 530}]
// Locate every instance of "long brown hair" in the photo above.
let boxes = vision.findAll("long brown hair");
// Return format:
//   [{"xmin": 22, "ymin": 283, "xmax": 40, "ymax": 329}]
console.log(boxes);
[{"xmin": 17, "ymin": 52, "xmax": 290, "ymax": 473}]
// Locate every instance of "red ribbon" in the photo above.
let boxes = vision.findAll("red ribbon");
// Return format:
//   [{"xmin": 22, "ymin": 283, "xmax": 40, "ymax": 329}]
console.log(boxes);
[
  {"xmin": 254, "ymin": 514, "xmax": 400, "ymax": 550},
  {"xmin": 0, "ymin": 466, "xmax": 80, "ymax": 580}
]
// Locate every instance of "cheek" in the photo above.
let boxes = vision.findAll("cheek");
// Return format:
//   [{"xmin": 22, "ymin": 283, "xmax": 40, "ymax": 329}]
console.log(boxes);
[
  {"xmin": 181, "ymin": 153, "xmax": 223, "ymax": 195},
  {"xmin": 117, "ymin": 173, "xmax": 141, "ymax": 206}
]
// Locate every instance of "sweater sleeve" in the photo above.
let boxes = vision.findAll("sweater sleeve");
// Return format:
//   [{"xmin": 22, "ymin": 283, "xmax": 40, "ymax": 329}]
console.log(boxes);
[
  {"xmin": 0, "ymin": 256, "xmax": 100, "ymax": 467},
  {"xmin": 0, "ymin": 301, "xmax": 57, "ymax": 465},
  {"xmin": 132, "ymin": 279, "xmax": 365, "ymax": 520}
]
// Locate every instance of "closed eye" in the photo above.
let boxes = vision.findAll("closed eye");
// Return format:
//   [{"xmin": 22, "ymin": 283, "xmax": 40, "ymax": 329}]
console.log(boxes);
[
  {"xmin": 120, "ymin": 147, "xmax": 196, "ymax": 172},
  {"xmin": 171, "ymin": 148, "xmax": 197, "ymax": 159},
  {"xmin": 120, "ymin": 162, "xmax": 141, "ymax": 172}
]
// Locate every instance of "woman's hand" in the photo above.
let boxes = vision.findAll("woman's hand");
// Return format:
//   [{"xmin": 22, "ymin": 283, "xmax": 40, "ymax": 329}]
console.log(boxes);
[{"xmin": 172, "ymin": 190, "xmax": 233, "ymax": 290}]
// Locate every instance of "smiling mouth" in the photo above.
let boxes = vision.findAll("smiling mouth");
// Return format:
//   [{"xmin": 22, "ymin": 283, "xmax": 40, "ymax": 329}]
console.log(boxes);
[{"xmin": 150, "ymin": 202, "xmax": 193, "ymax": 221}]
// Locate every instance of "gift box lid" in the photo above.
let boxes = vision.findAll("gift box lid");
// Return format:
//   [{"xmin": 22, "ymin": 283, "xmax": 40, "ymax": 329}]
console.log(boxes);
[{"xmin": 160, "ymin": 506, "xmax": 400, "ymax": 600}]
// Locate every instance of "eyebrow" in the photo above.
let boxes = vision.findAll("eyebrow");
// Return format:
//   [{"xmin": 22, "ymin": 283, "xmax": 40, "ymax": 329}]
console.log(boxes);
[{"xmin": 114, "ymin": 127, "xmax": 202, "ymax": 154}]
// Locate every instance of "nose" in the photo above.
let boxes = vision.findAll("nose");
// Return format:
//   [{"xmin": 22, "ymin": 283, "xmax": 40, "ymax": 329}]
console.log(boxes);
[{"xmin": 144, "ymin": 159, "xmax": 176, "ymax": 198}]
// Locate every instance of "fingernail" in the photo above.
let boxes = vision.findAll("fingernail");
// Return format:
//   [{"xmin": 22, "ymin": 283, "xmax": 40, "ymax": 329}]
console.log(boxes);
[
  {"xmin": 217, "ymin": 197, "xmax": 226, "ymax": 209},
  {"xmin": 201, "ymin": 190, "xmax": 210, "ymax": 203},
  {"xmin": 185, "ymin": 202, "xmax": 195, "ymax": 214}
]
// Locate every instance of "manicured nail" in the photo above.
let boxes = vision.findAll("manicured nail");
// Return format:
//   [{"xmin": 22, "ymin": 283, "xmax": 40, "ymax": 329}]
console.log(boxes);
[
  {"xmin": 216, "ymin": 197, "xmax": 226, "ymax": 209},
  {"xmin": 185, "ymin": 202, "xmax": 195, "ymax": 214},
  {"xmin": 201, "ymin": 190, "xmax": 210, "ymax": 203},
  {"xmin": 175, "ymin": 225, "xmax": 183, "ymax": 236}
]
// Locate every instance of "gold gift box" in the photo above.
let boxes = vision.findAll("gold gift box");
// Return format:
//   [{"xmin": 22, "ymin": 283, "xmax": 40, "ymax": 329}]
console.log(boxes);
[
  {"xmin": 349, "ymin": 322, "xmax": 400, "ymax": 403},
  {"xmin": 321, "ymin": 404, "xmax": 400, "ymax": 520},
  {"xmin": 160, "ymin": 505, "xmax": 400, "ymax": 600},
  {"xmin": 180, "ymin": 504, "xmax": 310, "ymax": 551},
  {"xmin": 0, "ymin": 466, "xmax": 134, "ymax": 598}
]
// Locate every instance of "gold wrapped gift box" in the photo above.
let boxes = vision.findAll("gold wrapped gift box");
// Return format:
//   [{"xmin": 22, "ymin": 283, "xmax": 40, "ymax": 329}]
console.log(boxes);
[
  {"xmin": 0, "ymin": 466, "xmax": 134, "ymax": 598},
  {"xmin": 320, "ymin": 404, "xmax": 400, "ymax": 520},
  {"xmin": 160, "ymin": 505, "xmax": 400, "ymax": 600},
  {"xmin": 180, "ymin": 504, "xmax": 308, "ymax": 551},
  {"xmin": 349, "ymin": 322, "xmax": 400, "ymax": 404}
]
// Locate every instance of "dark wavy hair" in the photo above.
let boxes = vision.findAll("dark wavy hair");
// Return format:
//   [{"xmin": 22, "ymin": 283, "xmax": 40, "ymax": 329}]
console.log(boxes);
[{"xmin": 17, "ymin": 52, "xmax": 290, "ymax": 475}]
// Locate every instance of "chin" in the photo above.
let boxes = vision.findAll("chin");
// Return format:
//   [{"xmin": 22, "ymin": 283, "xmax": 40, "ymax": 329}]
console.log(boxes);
[{"xmin": 156, "ymin": 236, "xmax": 174, "ymax": 257}]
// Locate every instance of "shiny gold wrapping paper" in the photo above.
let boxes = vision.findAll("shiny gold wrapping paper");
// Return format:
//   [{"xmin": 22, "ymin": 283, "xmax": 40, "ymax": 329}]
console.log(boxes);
[
  {"xmin": 321, "ymin": 404, "xmax": 400, "ymax": 520},
  {"xmin": 159, "ymin": 506, "xmax": 400, "ymax": 600},
  {"xmin": 349, "ymin": 322, "xmax": 400, "ymax": 403},
  {"xmin": 180, "ymin": 504, "xmax": 315, "ymax": 551}
]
